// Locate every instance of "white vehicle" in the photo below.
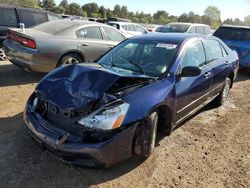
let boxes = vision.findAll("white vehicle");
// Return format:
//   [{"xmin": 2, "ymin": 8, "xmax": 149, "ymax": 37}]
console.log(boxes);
[
  {"xmin": 156, "ymin": 22, "xmax": 211, "ymax": 35},
  {"xmin": 107, "ymin": 21, "xmax": 149, "ymax": 37}
]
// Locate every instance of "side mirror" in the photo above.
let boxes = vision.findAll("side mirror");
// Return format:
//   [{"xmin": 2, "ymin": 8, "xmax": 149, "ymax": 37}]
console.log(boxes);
[{"xmin": 181, "ymin": 66, "xmax": 201, "ymax": 77}]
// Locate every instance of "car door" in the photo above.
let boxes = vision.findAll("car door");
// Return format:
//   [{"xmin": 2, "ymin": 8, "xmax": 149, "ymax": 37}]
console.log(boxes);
[
  {"xmin": 76, "ymin": 26, "xmax": 110, "ymax": 62},
  {"xmin": 203, "ymin": 39, "xmax": 230, "ymax": 98},
  {"xmin": 101, "ymin": 26, "xmax": 125, "ymax": 49},
  {"xmin": 175, "ymin": 40, "xmax": 213, "ymax": 123}
]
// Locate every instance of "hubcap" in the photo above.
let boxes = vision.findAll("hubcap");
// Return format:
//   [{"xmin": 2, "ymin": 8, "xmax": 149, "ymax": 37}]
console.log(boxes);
[
  {"xmin": 63, "ymin": 57, "xmax": 79, "ymax": 65},
  {"xmin": 222, "ymin": 81, "xmax": 230, "ymax": 103}
]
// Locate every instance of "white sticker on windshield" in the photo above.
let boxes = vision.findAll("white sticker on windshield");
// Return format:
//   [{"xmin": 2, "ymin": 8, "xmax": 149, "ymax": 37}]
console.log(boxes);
[{"xmin": 156, "ymin": 43, "xmax": 177, "ymax": 49}]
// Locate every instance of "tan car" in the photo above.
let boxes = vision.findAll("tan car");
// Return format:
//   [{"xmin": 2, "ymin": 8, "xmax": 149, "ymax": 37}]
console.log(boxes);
[{"xmin": 3, "ymin": 19, "xmax": 126, "ymax": 72}]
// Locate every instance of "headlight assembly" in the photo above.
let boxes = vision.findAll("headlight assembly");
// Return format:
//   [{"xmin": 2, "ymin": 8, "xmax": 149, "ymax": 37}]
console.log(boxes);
[{"xmin": 78, "ymin": 101, "xmax": 129, "ymax": 130}]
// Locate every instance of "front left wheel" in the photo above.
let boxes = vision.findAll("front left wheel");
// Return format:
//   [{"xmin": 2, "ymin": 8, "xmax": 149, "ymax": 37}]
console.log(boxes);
[{"xmin": 134, "ymin": 112, "xmax": 158, "ymax": 157}]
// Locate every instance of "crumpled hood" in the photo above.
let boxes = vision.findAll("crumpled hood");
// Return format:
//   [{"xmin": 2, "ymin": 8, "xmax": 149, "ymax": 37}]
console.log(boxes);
[
  {"xmin": 36, "ymin": 64, "xmax": 121, "ymax": 109},
  {"xmin": 36, "ymin": 64, "xmax": 152, "ymax": 109}
]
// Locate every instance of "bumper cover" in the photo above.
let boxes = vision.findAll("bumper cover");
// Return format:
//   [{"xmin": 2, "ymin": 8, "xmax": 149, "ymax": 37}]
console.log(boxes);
[{"xmin": 24, "ymin": 107, "xmax": 138, "ymax": 167}]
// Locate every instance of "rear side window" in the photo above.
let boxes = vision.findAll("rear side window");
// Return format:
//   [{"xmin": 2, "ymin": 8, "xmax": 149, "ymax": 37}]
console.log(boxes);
[
  {"xmin": 195, "ymin": 26, "xmax": 204, "ymax": 34},
  {"xmin": 127, "ymin": 24, "xmax": 135, "ymax": 31},
  {"xmin": 180, "ymin": 41, "xmax": 206, "ymax": 68},
  {"xmin": 0, "ymin": 8, "xmax": 18, "ymax": 27},
  {"xmin": 203, "ymin": 40, "xmax": 223, "ymax": 63},
  {"xmin": 77, "ymin": 27, "xmax": 103, "ymax": 40},
  {"xmin": 204, "ymin": 26, "xmax": 211, "ymax": 34},
  {"xmin": 102, "ymin": 27, "xmax": 124, "ymax": 42},
  {"xmin": 17, "ymin": 9, "xmax": 47, "ymax": 27},
  {"xmin": 214, "ymin": 27, "xmax": 250, "ymax": 41}
]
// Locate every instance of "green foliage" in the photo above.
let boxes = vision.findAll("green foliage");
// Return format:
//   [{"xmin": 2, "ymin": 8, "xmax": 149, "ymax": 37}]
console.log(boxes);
[
  {"xmin": 204, "ymin": 6, "xmax": 221, "ymax": 29},
  {"xmin": 1, "ymin": 0, "xmax": 40, "ymax": 8},
  {"xmin": 42, "ymin": 0, "xmax": 56, "ymax": 11},
  {"xmin": 68, "ymin": 2, "xmax": 83, "ymax": 16},
  {"xmin": 2, "ymin": 0, "xmax": 249, "ymax": 28}
]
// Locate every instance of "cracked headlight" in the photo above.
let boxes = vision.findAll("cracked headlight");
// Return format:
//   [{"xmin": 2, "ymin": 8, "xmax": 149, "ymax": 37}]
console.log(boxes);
[{"xmin": 78, "ymin": 102, "xmax": 129, "ymax": 130}]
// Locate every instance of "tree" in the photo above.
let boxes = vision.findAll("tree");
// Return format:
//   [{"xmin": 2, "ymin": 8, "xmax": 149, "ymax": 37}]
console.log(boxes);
[
  {"xmin": 68, "ymin": 3, "xmax": 83, "ymax": 16},
  {"xmin": 2, "ymin": 0, "xmax": 40, "ymax": 8},
  {"xmin": 59, "ymin": 0, "xmax": 69, "ymax": 14},
  {"xmin": 113, "ymin": 4, "xmax": 121, "ymax": 17},
  {"xmin": 121, "ymin": 5, "xmax": 128, "ymax": 18},
  {"xmin": 244, "ymin": 15, "xmax": 250, "ymax": 26},
  {"xmin": 82, "ymin": 3, "xmax": 99, "ymax": 17},
  {"xmin": 153, "ymin": 10, "xmax": 169, "ymax": 24},
  {"xmin": 204, "ymin": 6, "xmax": 221, "ymax": 29},
  {"xmin": 52, "ymin": 5, "xmax": 65, "ymax": 14},
  {"xmin": 99, "ymin": 6, "xmax": 106, "ymax": 18},
  {"xmin": 42, "ymin": 0, "xmax": 56, "ymax": 11}
]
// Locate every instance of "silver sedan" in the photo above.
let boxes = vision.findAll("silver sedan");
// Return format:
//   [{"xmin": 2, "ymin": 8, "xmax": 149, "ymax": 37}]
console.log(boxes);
[{"xmin": 3, "ymin": 19, "xmax": 126, "ymax": 72}]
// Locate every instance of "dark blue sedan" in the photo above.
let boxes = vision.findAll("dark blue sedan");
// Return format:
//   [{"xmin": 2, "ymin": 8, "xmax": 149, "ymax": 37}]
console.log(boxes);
[{"xmin": 24, "ymin": 33, "xmax": 239, "ymax": 167}]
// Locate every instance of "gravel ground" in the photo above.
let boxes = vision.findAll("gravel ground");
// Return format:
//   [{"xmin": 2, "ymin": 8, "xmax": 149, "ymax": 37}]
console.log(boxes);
[{"xmin": 0, "ymin": 61, "xmax": 249, "ymax": 188}]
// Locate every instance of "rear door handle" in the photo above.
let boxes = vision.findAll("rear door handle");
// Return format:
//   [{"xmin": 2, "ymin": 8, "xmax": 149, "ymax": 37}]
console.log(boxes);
[
  {"xmin": 81, "ymin": 43, "xmax": 88, "ymax": 47},
  {"xmin": 225, "ymin": 61, "xmax": 230, "ymax": 65},
  {"xmin": 204, "ymin": 72, "xmax": 211, "ymax": 78}
]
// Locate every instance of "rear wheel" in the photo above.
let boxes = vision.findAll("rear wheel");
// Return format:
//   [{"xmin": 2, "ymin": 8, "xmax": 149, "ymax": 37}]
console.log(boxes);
[
  {"xmin": 214, "ymin": 77, "xmax": 231, "ymax": 106},
  {"xmin": 134, "ymin": 112, "xmax": 158, "ymax": 157},
  {"xmin": 57, "ymin": 53, "xmax": 82, "ymax": 67}
]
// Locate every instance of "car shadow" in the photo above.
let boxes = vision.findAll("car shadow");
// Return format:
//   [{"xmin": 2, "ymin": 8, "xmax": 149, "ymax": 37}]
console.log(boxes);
[
  {"xmin": 0, "ymin": 63, "xmax": 44, "ymax": 87},
  {"xmin": 235, "ymin": 69, "xmax": 249, "ymax": 83},
  {"xmin": 0, "ymin": 113, "xmax": 145, "ymax": 187}
]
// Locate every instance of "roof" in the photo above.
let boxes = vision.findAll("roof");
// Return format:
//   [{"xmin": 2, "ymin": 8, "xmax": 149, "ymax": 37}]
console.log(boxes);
[
  {"xmin": 130, "ymin": 33, "xmax": 209, "ymax": 43},
  {"xmin": 221, "ymin": 24, "xmax": 250, "ymax": 29},
  {"xmin": 107, "ymin": 21, "xmax": 139, "ymax": 26},
  {"xmin": 168, "ymin": 22, "xmax": 209, "ymax": 27}
]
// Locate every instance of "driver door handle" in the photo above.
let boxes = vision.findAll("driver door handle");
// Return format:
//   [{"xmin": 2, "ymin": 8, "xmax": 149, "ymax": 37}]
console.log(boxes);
[{"xmin": 204, "ymin": 71, "xmax": 212, "ymax": 78}]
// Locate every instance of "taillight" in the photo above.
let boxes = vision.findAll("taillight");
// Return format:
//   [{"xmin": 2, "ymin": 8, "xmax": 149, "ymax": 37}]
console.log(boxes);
[{"xmin": 6, "ymin": 32, "xmax": 36, "ymax": 49}]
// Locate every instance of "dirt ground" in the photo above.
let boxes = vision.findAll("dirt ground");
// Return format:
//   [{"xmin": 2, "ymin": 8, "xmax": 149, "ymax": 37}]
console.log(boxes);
[{"xmin": 0, "ymin": 60, "xmax": 249, "ymax": 188}]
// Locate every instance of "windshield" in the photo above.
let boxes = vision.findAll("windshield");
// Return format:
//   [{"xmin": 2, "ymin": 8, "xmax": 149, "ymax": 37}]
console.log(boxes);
[
  {"xmin": 98, "ymin": 39, "xmax": 179, "ymax": 77},
  {"xmin": 156, "ymin": 24, "xmax": 190, "ymax": 33}
]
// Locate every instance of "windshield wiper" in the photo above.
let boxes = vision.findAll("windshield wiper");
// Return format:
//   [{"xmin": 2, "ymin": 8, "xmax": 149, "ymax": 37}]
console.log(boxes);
[{"xmin": 121, "ymin": 56, "xmax": 145, "ymax": 74}]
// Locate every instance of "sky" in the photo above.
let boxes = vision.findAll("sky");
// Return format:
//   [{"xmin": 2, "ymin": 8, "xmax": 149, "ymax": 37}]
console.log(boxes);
[{"xmin": 54, "ymin": 0, "xmax": 250, "ymax": 21}]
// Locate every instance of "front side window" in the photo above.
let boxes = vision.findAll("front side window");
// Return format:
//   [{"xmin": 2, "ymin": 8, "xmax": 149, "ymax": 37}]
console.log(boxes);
[
  {"xmin": 103, "ymin": 27, "xmax": 125, "ymax": 42},
  {"xmin": 203, "ymin": 39, "xmax": 223, "ymax": 63},
  {"xmin": 17, "ymin": 9, "xmax": 47, "ymax": 27},
  {"xmin": 77, "ymin": 27, "xmax": 103, "ymax": 40},
  {"xmin": 99, "ymin": 40, "xmax": 179, "ymax": 77},
  {"xmin": 180, "ymin": 41, "xmax": 206, "ymax": 69}
]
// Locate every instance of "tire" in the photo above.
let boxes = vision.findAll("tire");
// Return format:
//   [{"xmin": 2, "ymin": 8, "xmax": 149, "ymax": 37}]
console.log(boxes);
[
  {"xmin": 134, "ymin": 112, "xmax": 158, "ymax": 157},
  {"xmin": 214, "ymin": 77, "xmax": 231, "ymax": 106},
  {"xmin": 0, "ymin": 47, "xmax": 7, "ymax": 61},
  {"xmin": 57, "ymin": 53, "xmax": 82, "ymax": 67}
]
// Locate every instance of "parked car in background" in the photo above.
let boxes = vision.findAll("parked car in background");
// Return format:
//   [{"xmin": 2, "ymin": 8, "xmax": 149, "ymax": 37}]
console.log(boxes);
[
  {"xmin": 213, "ymin": 25, "xmax": 250, "ymax": 75},
  {"xmin": 0, "ymin": 4, "xmax": 62, "ymax": 60},
  {"xmin": 107, "ymin": 21, "xmax": 149, "ymax": 37},
  {"xmin": 24, "ymin": 33, "xmax": 238, "ymax": 167},
  {"xmin": 156, "ymin": 22, "xmax": 211, "ymax": 35},
  {"xmin": 4, "ymin": 19, "xmax": 126, "ymax": 72}
]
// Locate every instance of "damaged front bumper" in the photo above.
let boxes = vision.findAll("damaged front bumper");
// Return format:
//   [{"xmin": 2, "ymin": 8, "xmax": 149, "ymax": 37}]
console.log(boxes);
[{"xmin": 23, "ymin": 101, "xmax": 138, "ymax": 167}]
